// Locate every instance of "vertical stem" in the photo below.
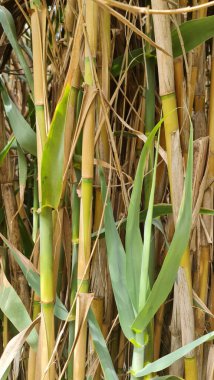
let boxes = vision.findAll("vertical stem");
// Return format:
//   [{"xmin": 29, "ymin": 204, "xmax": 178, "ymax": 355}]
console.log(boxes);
[
  {"xmin": 151, "ymin": 1, "xmax": 197, "ymax": 378},
  {"xmin": 73, "ymin": 1, "xmax": 98, "ymax": 379},
  {"xmin": 31, "ymin": 3, "xmax": 55, "ymax": 377},
  {"xmin": 40, "ymin": 207, "xmax": 55, "ymax": 379}
]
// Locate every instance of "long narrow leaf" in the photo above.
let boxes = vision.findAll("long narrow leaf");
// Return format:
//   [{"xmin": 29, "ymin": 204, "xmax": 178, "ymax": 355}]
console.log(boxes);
[
  {"xmin": 133, "ymin": 331, "xmax": 214, "ymax": 377},
  {"xmin": 126, "ymin": 119, "xmax": 163, "ymax": 311},
  {"xmin": 172, "ymin": 16, "xmax": 214, "ymax": 57},
  {"xmin": 100, "ymin": 168, "xmax": 135, "ymax": 341},
  {"xmin": 17, "ymin": 144, "xmax": 27, "ymax": 208},
  {"xmin": 0, "ymin": 264, "xmax": 38, "ymax": 350},
  {"xmin": 88, "ymin": 309, "xmax": 119, "ymax": 380},
  {"xmin": 41, "ymin": 84, "xmax": 70, "ymax": 209},
  {"xmin": 0, "ymin": 6, "xmax": 33, "ymax": 93},
  {"xmin": 0, "ymin": 136, "xmax": 15, "ymax": 166},
  {"xmin": 111, "ymin": 16, "xmax": 214, "ymax": 76},
  {"xmin": 139, "ymin": 132, "xmax": 160, "ymax": 309},
  {"xmin": 0, "ymin": 78, "xmax": 37, "ymax": 156},
  {"xmin": 0, "ymin": 233, "xmax": 68, "ymax": 321},
  {"xmin": 132, "ymin": 126, "xmax": 193, "ymax": 333}
]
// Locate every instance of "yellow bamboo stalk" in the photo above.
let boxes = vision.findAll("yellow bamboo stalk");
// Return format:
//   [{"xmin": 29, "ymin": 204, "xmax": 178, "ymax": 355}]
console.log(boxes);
[
  {"xmin": 195, "ymin": 38, "xmax": 214, "ymax": 376},
  {"xmin": 151, "ymin": 1, "xmax": 197, "ymax": 378},
  {"xmin": 73, "ymin": 1, "xmax": 98, "ymax": 379}
]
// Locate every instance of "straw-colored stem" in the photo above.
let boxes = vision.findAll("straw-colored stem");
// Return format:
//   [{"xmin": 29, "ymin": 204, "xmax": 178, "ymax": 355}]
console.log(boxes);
[
  {"xmin": 31, "ymin": 4, "xmax": 48, "ymax": 200},
  {"xmin": 73, "ymin": 1, "xmax": 97, "ymax": 379},
  {"xmin": 152, "ymin": 2, "xmax": 197, "ymax": 378}
]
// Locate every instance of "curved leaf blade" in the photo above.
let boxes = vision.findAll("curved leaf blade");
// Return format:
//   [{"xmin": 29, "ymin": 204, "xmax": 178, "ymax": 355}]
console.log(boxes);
[
  {"xmin": 132, "ymin": 126, "xmax": 193, "ymax": 333},
  {"xmin": 0, "ymin": 264, "xmax": 38, "ymax": 350},
  {"xmin": 172, "ymin": 16, "xmax": 214, "ymax": 58},
  {"xmin": 0, "ymin": 136, "xmax": 15, "ymax": 166},
  {"xmin": 139, "ymin": 132, "xmax": 159, "ymax": 309},
  {"xmin": 126, "ymin": 119, "xmax": 163, "ymax": 311},
  {"xmin": 100, "ymin": 168, "xmax": 135, "ymax": 341},
  {"xmin": 0, "ymin": 78, "xmax": 37, "ymax": 156},
  {"xmin": 0, "ymin": 6, "xmax": 33, "ymax": 93},
  {"xmin": 111, "ymin": 16, "xmax": 214, "ymax": 77},
  {"xmin": 0, "ymin": 317, "xmax": 40, "ymax": 379},
  {"xmin": 41, "ymin": 84, "xmax": 70, "ymax": 209},
  {"xmin": 133, "ymin": 331, "xmax": 214, "ymax": 377},
  {"xmin": 88, "ymin": 309, "xmax": 119, "ymax": 380},
  {"xmin": 0, "ymin": 233, "xmax": 68, "ymax": 321}
]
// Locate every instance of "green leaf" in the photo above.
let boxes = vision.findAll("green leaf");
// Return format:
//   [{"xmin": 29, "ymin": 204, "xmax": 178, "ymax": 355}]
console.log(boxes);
[
  {"xmin": 133, "ymin": 331, "xmax": 214, "ymax": 377},
  {"xmin": 0, "ymin": 78, "xmax": 37, "ymax": 156},
  {"xmin": 139, "ymin": 131, "xmax": 159, "ymax": 309},
  {"xmin": 92, "ymin": 203, "xmax": 214, "ymax": 242},
  {"xmin": 172, "ymin": 16, "xmax": 214, "ymax": 58},
  {"xmin": 41, "ymin": 84, "xmax": 70, "ymax": 209},
  {"xmin": 0, "ymin": 136, "xmax": 15, "ymax": 167},
  {"xmin": 126, "ymin": 119, "xmax": 163, "ymax": 311},
  {"xmin": 132, "ymin": 125, "xmax": 193, "ymax": 333},
  {"xmin": 100, "ymin": 168, "xmax": 135, "ymax": 341},
  {"xmin": 0, "ymin": 233, "xmax": 68, "ymax": 321},
  {"xmin": 17, "ymin": 144, "xmax": 27, "ymax": 207},
  {"xmin": 0, "ymin": 6, "xmax": 33, "ymax": 93},
  {"xmin": 0, "ymin": 267, "xmax": 38, "ymax": 350},
  {"xmin": 111, "ymin": 16, "xmax": 214, "ymax": 77},
  {"xmin": 88, "ymin": 309, "xmax": 119, "ymax": 380}
]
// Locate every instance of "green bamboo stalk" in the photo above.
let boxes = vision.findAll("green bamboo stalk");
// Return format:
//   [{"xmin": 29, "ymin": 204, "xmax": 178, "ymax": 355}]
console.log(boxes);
[
  {"xmin": 67, "ymin": 89, "xmax": 83, "ymax": 380},
  {"xmin": 31, "ymin": 3, "xmax": 55, "ymax": 378}
]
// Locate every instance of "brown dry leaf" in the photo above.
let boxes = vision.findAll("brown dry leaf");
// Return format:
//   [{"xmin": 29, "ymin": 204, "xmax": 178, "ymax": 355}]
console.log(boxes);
[
  {"xmin": 192, "ymin": 137, "xmax": 209, "ymax": 231},
  {"xmin": 193, "ymin": 290, "xmax": 214, "ymax": 319},
  {"xmin": 0, "ymin": 316, "xmax": 40, "ymax": 379}
]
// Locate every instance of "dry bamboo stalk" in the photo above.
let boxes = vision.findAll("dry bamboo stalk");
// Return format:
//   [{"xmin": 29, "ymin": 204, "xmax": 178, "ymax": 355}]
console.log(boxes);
[
  {"xmin": 182, "ymin": 0, "xmax": 208, "ymax": 159},
  {"xmin": 65, "ymin": 0, "xmax": 77, "ymax": 34},
  {"xmin": 151, "ymin": 1, "xmax": 197, "ymax": 377},
  {"xmin": 90, "ymin": 6, "xmax": 113, "ymax": 333},
  {"xmin": 206, "ymin": 345, "xmax": 214, "ymax": 380},
  {"xmin": 174, "ymin": 56, "xmax": 184, "ymax": 133},
  {"xmin": 178, "ymin": 268, "xmax": 198, "ymax": 378},
  {"xmin": 195, "ymin": 38, "xmax": 214, "ymax": 378}
]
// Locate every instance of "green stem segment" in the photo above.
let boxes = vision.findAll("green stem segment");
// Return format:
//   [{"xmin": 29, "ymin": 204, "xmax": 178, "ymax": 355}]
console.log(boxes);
[{"xmin": 40, "ymin": 207, "xmax": 55, "ymax": 362}]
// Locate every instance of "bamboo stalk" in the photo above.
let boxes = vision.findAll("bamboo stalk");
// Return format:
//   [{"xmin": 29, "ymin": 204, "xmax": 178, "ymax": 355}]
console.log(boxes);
[
  {"xmin": 151, "ymin": 1, "xmax": 197, "ymax": 378},
  {"xmin": 31, "ymin": 3, "xmax": 55, "ymax": 378},
  {"xmin": 195, "ymin": 38, "xmax": 214, "ymax": 377},
  {"xmin": 73, "ymin": 1, "xmax": 98, "ymax": 379}
]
